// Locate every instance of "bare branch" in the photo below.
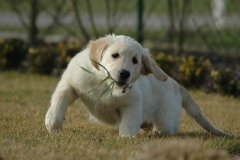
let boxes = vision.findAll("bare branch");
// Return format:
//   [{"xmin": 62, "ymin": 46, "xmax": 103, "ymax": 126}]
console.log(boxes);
[
  {"xmin": 167, "ymin": 0, "xmax": 176, "ymax": 46},
  {"xmin": 178, "ymin": 0, "xmax": 191, "ymax": 54},
  {"xmin": 111, "ymin": 0, "xmax": 121, "ymax": 31},
  {"xmin": 192, "ymin": 19, "xmax": 216, "ymax": 54},
  {"xmin": 85, "ymin": 0, "xmax": 99, "ymax": 38},
  {"xmin": 41, "ymin": 0, "xmax": 75, "ymax": 35},
  {"xmin": 144, "ymin": 0, "xmax": 157, "ymax": 24},
  {"xmin": 71, "ymin": 0, "xmax": 90, "ymax": 41},
  {"xmin": 105, "ymin": 0, "xmax": 113, "ymax": 33},
  {"xmin": 7, "ymin": 0, "xmax": 28, "ymax": 28}
]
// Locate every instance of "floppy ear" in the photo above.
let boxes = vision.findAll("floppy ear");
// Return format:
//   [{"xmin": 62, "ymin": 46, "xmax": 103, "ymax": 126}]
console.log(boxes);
[
  {"xmin": 88, "ymin": 38, "xmax": 108, "ymax": 70},
  {"xmin": 141, "ymin": 49, "xmax": 168, "ymax": 81}
]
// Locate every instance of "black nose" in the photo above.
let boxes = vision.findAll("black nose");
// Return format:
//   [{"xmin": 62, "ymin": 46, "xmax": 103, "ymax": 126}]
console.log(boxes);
[{"xmin": 119, "ymin": 69, "xmax": 130, "ymax": 80}]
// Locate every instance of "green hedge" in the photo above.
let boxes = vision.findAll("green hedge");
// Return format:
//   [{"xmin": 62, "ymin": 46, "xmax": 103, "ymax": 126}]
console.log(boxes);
[
  {"xmin": 28, "ymin": 42, "xmax": 82, "ymax": 75},
  {"xmin": 210, "ymin": 69, "xmax": 240, "ymax": 97},
  {"xmin": 0, "ymin": 38, "xmax": 239, "ymax": 97},
  {"xmin": 154, "ymin": 53, "xmax": 240, "ymax": 97},
  {"xmin": 154, "ymin": 54, "xmax": 211, "ymax": 87},
  {"xmin": 0, "ymin": 38, "xmax": 28, "ymax": 70}
]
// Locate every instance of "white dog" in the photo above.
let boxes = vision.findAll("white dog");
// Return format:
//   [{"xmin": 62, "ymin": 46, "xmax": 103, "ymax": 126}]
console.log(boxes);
[{"xmin": 45, "ymin": 34, "xmax": 227, "ymax": 137}]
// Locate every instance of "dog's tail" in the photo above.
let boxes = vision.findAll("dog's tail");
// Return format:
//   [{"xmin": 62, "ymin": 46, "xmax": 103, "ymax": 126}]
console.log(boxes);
[{"xmin": 180, "ymin": 86, "xmax": 228, "ymax": 137}]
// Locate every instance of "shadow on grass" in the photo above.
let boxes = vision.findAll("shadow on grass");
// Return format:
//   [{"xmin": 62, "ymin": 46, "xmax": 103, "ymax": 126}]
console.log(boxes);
[
  {"xmin": 67, "ymin": 128, "xmax": 240, "ymax": 155},
  {"xmin": 69, "ymin": 126, "xmax": 238, "ymax": 140},
  {"xmin": 144, "ymin": 131, "xmax": 240, "ymax": 156},
  {"xmin": 145, "ymin": 131, "xmax": 237, "ymax": 140},
  {"xmin": 175, "ymin": 132, "xmax": 237, "ymax": 140}
]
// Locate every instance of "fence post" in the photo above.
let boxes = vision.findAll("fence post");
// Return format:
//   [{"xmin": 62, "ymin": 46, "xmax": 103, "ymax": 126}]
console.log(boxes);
[{"xmin": 136, "ymin": 0, "xmax": 144, "ymax": 44}]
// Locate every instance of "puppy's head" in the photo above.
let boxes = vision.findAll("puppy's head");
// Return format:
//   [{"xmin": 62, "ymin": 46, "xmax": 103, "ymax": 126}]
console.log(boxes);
[{"xmin": 88, "ymin": 34, "xmax": 168, "ymax": 96}]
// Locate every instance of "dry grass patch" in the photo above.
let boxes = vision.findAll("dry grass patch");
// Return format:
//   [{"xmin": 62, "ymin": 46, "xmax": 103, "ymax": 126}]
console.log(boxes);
[
  {"xmin": 0, "ymin": 72, "xmax": 239, "ymax": 160},
  {"xmin": 130, "ymin": 141, "xmax": 230, "ymax": 160}
]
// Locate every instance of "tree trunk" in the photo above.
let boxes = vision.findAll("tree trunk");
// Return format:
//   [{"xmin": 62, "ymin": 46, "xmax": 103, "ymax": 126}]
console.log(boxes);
[
  {"xmin": 136, "ymin": 0, "xmax": 144, "ymax": 44},
  {"xmin": 85, "ymin": 0, "xmax": 99, "ymax": 38},
  {"xmin": 71, "ymin": 0, "xmax": 90, "ymax": 42},
  {"xmin": 167, "ymin": 0, "xmax": 175, "ymax": 48},
  {"xmin": 178, "ymin": 0, "xmax": 191, "ymax": 55},
  {"xmin": 29, "ymin": 0, "xmax": 39, "ymax": 46}
]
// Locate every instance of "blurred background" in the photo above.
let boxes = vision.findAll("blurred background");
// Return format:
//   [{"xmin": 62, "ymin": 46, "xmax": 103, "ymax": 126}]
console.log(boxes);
[
  {"xmin": 1, "ymin": 0, "xmax": 240, "ymax": 52},
  {"xmin": 0, "ymin": 0, "xmax": 239, "ymax": 96}
]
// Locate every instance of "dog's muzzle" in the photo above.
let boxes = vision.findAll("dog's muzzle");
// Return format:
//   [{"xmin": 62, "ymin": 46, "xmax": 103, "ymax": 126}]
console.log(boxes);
[{"xmin": 117, "ymin": 69, "xmax": 130, "ymax": 87}]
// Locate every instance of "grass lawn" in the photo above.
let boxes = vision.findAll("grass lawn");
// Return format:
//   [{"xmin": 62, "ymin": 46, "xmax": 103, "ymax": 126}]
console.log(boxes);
[{"xmin": 0, "ymin": 72, "xmax": 240, "ymax": 160}]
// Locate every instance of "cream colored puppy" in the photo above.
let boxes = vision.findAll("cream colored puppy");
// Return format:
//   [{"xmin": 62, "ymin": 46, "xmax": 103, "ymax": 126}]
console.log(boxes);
[{"xmin": 45, "ymin": 34, "xmax": 227, "ymax": 137}]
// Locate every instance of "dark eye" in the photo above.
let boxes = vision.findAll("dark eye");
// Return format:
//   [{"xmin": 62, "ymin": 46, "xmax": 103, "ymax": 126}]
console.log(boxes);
[
  {"xmin": 112, "ymin": 53, "xmax": 119, "ymax": 59},
  {"xmin": 132, "ymin": 57, "xmax": 138, "ymax": 64}
]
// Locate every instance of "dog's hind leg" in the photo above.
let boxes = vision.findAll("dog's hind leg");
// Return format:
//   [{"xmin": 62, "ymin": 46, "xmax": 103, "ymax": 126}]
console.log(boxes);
[
  {"xmin": 153, "ymin": 118, "xmax": 179, "ymax": 136},
  {"xmin": 45, "ymin": 78, "xmax": 77, "ymax": 132},
  {"xmin": 153, "ymin": 103, "xmax": 181, "ymax": 136}
]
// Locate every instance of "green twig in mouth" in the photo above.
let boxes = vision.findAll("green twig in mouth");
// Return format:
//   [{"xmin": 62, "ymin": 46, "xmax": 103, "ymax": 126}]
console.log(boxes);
[
  {"xmin": 79, "ymin": 66, "xmax": 94, "ymax": 75},
  {"xmin": 91, "ymin": 60, "xmax": 133, "ymax": 94},
  {"xmin": 91, "ymin": 60, "xmax": 117, "ymax": 83},
  {"xmin": 77, "ymin": 58, "xmax": 133, "ymax": 97},
  {"xmin": 76, "ymin": 58, "xmax": 117, "ymax": 97},
  {"xmin": 100, "ymin": 81, "xmax": 115, "ymax": 98},
  {"xmin": 91, "ymin": 60, "xmax": 119, "ymax": 97}
]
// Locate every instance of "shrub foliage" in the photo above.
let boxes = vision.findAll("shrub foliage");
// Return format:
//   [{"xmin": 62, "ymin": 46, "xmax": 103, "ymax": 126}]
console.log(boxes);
[
  {"xmin": 154, "ymin": 53, "xmax": 240, "ymax": 97},
  {"xmin": 0, "ymin": 38, "xmax": 239, "ymax": 97},
  {"xmin": 0, "ymin": 38, "xmax": 28, "ymax": 70}
]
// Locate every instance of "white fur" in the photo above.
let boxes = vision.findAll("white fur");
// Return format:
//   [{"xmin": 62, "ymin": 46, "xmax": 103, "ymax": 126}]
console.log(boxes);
[{"xmin": 45, "ymin": 35, "xmax": 226, "ymax": 137}]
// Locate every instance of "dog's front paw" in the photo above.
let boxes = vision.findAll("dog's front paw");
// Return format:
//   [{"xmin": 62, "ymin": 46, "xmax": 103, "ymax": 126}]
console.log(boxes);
[
  {"xmin": 45, "ymin": 108, "xmax": 64, "ymax": 133},
  {"xmin": 119, "ymin": 128, "xmax": 138, "ymax": 138},
  {"xmin": 119, "ymin": 133, "xmax": 136, "ymax": 138}
]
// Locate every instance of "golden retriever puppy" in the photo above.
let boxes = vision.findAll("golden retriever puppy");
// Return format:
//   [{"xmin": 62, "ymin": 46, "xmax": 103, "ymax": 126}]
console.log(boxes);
[{"xmin": 45, "ymin": 35, "xmax": 227, "ymax": 137}]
